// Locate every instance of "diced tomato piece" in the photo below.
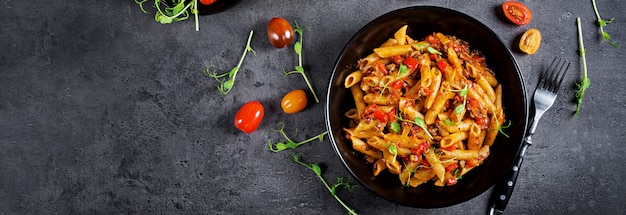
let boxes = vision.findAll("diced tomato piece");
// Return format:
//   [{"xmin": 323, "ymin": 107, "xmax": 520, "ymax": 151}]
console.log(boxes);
[
  {"xmin": 424, "ymin": 88, "xmax": 432, "ymax": 96},
  {"xmin": 429, "ymin": 54, "xmax": 438, "ymax": 61},
  {"xmin": 475, "ymin": 116, "xmax": 486, "ymax": 126},
  {"xmin": 446, "ymin": 177, "xmax": 458, "ymax": 185},
  {"xmin": 388, "ymin": 108, "xmax": 396, "ymax": 122},
  {"xmin": 391, "ymin": 80, "xmax": 404, "ymax": 89},
  {"xmin": 444, "ymin": 144, "xmax": 457, "ymax": 151},
  {"xmin": 445, "ymin": 163, "xmax": 458, "ymax": 172},
  {"xmin": 426, "ymin": 35, "xmax": 437, "ymax": 44},
  {"xmin": 373, "ymin": 109, "xmax": 387, "ymax": 122},
  {"xmin": 437, "ymin": 60, "xmax": 449, "ymax": 72},
  {"xmin": 468, "ymin": 98, "xmax": 479, "ymax": 109},
  {"xmin": 376, "ymin": 61, "xmax": 388, "ymax": 75},
  {"xmin": 392, "ymin": 55, "xmax": 404, "ymax": 65},
  {"xmin": 403, "ymin": 57, "xmax": 419, "ymax": 69},
  {"xmin": 412, "ymin": 142, "xmax": 428, "ymax": 155}
]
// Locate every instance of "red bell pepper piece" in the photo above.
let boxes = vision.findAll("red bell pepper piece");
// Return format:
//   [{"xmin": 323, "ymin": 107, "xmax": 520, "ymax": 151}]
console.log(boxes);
[
  {"xmin": 403, "ymin": 56, "xmax": 419, "ymax": 69},
  {"xmin": 437, "ymin": 60, "xmax": 449, "ymax": 72}
]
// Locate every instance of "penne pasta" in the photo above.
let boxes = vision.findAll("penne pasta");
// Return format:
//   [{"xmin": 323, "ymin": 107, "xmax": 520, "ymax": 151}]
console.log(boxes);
[
  {"xmin": 394, "ymin": 25, "xmax": 408, "ymax": 45},
  {"xmin": 341, "ymin": 29, "xmax": 507, "ymax": 187},
  {"xmin": 344, "ymin": 71, "xmax": 363, "ymax": 88},
  {"xmin": 374, "ymin": 45, "xmax": 413, "ymax": 58}
]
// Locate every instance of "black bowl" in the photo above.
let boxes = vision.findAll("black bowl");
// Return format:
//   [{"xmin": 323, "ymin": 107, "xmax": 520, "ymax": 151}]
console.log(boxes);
[
  {"xmin": 164, "ymin": 0, "xmax": 240, "ymax": 15},
  {"xmin": 325, "ymin": 6, "xmax": 528, "ymax": 208},
  {"xmin": 197, "ymin": 0, "xmax": 240, "ymax": 15}
]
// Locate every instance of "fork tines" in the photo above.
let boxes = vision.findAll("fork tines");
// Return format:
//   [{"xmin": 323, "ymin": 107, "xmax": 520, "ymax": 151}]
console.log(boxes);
[{"xmin": 539, "ymin": 57, "xmax": 571, "ymax": 93}]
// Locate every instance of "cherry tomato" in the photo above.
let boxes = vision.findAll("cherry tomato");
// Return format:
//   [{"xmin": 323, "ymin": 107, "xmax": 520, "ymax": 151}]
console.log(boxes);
[
  {"xmin": 234, "ymin": 101, "xmax": 264, "ymax": 134},
  {"xmin": 502, "ymin": 1, "xmax": 532, "ymax": 26},
  {"xmin": 519, "ymin": 28, "xmax": 542, "ymax": 54},
  {"xmin": 267, "ymin": 17, "xmax": 294, "ymax": 48},
  {"xmin": 281, "ymin": 89, "xmax": 308, "ymax": 114},
  {"xmin": 200, "ymin": 0, "xmax": 217, "ymax": 5},
  {"xmin": 437, "ymin": 60, "xmax": 449, "ymax": 72}
]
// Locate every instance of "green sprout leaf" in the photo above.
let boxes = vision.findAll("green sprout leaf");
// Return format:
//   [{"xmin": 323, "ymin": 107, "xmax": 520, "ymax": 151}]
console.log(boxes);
[
  {"xmin": 497, "ymin": 120, "xmax": 512, "ymax": 138},
  {"xmin": 267, "ymin": 122, "xmax": 328, "ymax": 152},
  {"xmin": 427, "ymin": 46, "xmax": 442, "ymax": 55},
  {"xmin": 289, "ymin": 153, "xmax": 358, "ymax": 215},
  {"xmin": 282, "ymin": 21, "xmax": 320, "ymax": 103},
  {"xmin": 575, "ymin": 17, "xmax": 591, "ymax": 116},
  {"xmin": 387, "ymin": 143, "xmax": 398, "ymax": 160},
  {"xmin": 398, "ymin": 64, "xmax": 408, "ymax": 77},
  {"xmin": 394, "ymin": 111, "xmax": 433, "ymax": 140},
  {"xmin": 136, "ymin": 0, "xmax": 201, "ymax": 31},
  {"xmin": 204, "ymin": 31, "xmax": 256, "ymax": 95},
  {"xmin": 390, "ymin": 121, "xmax": 401, "ymax": 134},
  {"xmin": 413, "ymin": 116, "xmax": 434, "ymax": 140},
  {"xmin": 444, "ymin": 119, "xmax": 456, "ymax": 126},
  {"xmin": 592, "ymin": 0, "xmax": 619, "ymax": 48}
]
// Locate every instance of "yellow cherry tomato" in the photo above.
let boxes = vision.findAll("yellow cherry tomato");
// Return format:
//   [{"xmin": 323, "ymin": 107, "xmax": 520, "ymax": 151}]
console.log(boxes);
[
  {"xmin": 519, "ymin": 28, "xmax": 542, "ymax": 54},
  {"xmin": 281, "ymin": 89, "xmax": 308, "ymax": 114}
]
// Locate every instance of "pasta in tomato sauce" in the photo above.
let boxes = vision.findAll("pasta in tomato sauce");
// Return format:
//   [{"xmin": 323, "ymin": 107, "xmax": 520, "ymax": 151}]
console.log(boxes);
[{"xmin": 343, "ymin": 26, "xmax": 506, "ymax": 187}]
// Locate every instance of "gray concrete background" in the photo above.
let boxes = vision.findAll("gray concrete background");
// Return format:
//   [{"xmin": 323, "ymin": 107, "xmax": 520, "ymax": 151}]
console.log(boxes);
[{"xmin": 1, "ymin": 0, "xmax": 625, "ymax": 214}]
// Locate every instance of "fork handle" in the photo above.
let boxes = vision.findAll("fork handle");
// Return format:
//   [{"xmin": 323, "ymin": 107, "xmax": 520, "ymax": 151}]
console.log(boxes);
[{"xmin": 487, "ymin": 142, "xmax": 530, "ymax": 215}]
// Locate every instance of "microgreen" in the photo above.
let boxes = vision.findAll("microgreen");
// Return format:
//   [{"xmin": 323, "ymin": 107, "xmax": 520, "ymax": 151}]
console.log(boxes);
[
  {"xmin": 427, "ymin": 46, "xmax": 442, "ymax": 55},
  {"xmin": 575, "ymin": 17, "xmax": 590, "ymax": 116},
  {"xmin": 387, "ymin": 143, "xmax": 398, "ymax": 161},
  {"xmin": 591, "ymin": 0, "xmax": 619, "ymax": 48},
  {"xmin": 413, "ymin": 116, "xmax": 434, "ymax": 140},
  {"xmin": 443, "ymin": 119, "xmax": 456, "ymax": 126},
  {"xmin": 204, "ymin": 30, "xmax": 256, "ymax": 95},
  {"xmin": 451, "ymin": 85, "xmax": 468, "ymax": 115},
  {"xmin": 403, "ymin": 167, "xmax": 417, "ymax": 187},
  {"xmin": 398, "ymin": 64, "xmax": 408, "ymax": 77},
  {"xmin": 267, "ymin": 122, "xmax": 328, "ymax": 152},
  {"xmin": 453, "ymin": 168, "xmax": 462, "ymax": 179},
  {"xmin": 395, "ymin": 112, "xmax": 434, "ymax": 140},
  {"xmin": 289, "ymin": 153, "xmax": 358, "ymax": 215},
  {"xmin": 497, "ymin": 120, "xmax": 512, "ymax": 138},
  {"xmin": 136, "ymin": 0, "xmax": 201, "ymax": 31},
  {"xmin": 282, "ymin": 22, "xmax": 320, "ymax": 103},
  {"xmin": 390, "ymin": 120, "xmax": 401, "ymax": 134},
  {"xmin": 412, "ymin": 42, "xmax": 429, "ymax": 51}
]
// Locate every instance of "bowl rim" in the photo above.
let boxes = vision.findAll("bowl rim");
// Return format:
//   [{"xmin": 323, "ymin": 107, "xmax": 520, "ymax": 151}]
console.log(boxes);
[{"xmin": 324, "ymin": 5, "xmax": 528, "ymax": 208}]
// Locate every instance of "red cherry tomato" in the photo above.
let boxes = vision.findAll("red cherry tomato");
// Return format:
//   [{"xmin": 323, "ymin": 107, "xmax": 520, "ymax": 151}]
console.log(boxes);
[
  {"xmin": 234, "ymin": 101, "xmax": 264, "ymax": 134},
  {"xmin": 267, "ymin": 17, "xmax": 294, "ymax": 48},
  {"xmin": 200, "ymin": 0, "xmax": 217, "ymax": 5},
  {"xmin": 281, "ymin": 89, "xmax": 308, "ymax": 114},
  {"xmin": 502, "ymin": 1, "xmax": 532, "ymax": 26}
]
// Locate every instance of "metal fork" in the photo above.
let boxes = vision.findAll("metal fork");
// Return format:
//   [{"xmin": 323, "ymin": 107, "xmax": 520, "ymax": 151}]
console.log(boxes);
[{"xmin": 488, "ymin": 57, "xmax": 571, "ymax": 215}]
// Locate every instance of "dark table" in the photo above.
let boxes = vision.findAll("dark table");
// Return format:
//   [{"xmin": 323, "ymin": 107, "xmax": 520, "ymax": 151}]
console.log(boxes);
[{"xmin": 2, "ymin": 0, "xmax": 625, "ymax": 214}]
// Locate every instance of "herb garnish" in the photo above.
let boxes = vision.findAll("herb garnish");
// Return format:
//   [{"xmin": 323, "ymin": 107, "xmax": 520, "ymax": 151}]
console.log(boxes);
[
  {"xmin": 591, "ymin": 0, "xmax": 619, "ymax": 48},
  {"xmin": 289, "ymin": 153, "xmax": 358, "ymax": 215},
  {"xmin": 204, "ymin": 30, "xmax": 256, "ymax": 95},
  {"xmin": 282, "ymin": 22, "xmax": 320, "ymax": 103},
  {"xmin": 396, "ymin": 113, "xmax": 433, "ymax": 140},
  {"xmin": 267, "ymin": 122, "xmax": 328, "ymax": 152},
  {"xmin": 497, "ymin": 120, "xmax": 512, "ymax": 138},
  {"xmin": 387, "ymin": 143, "xmax": 398, "ymax": 161},
  {"xmin": 451, "ymin": 85, "xmax": 469, "ymax": 115},
  {"xmin": 575, "ymin": 18, "xmax": 590, "ymax": 116},
  {"xmin": 135, "ymin": 0, "xmax": 201, "ymax": 31}
]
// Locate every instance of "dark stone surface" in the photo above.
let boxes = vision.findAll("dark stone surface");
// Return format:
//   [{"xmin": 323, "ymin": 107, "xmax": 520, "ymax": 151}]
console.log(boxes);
[{"xmin": 1, "ymin": 0, "xmax": 625, "ymax": 214}]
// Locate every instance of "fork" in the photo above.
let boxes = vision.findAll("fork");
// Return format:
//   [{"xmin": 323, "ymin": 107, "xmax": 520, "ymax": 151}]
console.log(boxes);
[{"xmin": 488, "ymin": 57, "xmax": 571, "ymax": 215}]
